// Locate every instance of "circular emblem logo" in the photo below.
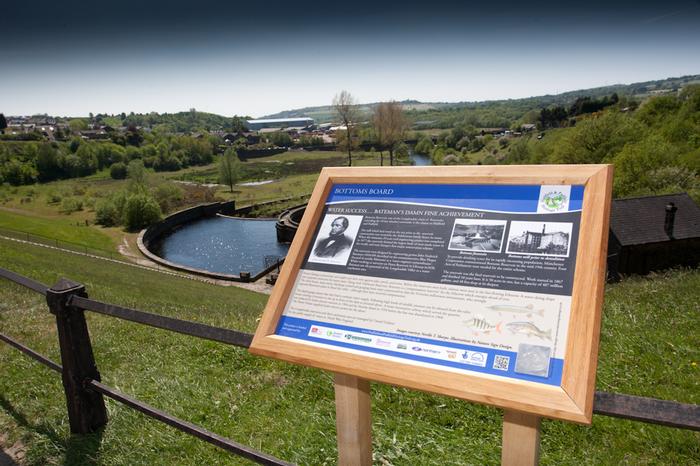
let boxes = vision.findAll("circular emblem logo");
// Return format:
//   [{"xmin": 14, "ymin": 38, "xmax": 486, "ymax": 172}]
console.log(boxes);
[{"xmin": 541, "ymin": 191, "xmax": 567, "ymax": 212}]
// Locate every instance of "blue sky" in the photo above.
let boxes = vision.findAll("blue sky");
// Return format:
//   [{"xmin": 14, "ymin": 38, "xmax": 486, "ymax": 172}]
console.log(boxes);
[{"xmin": 2, "ymin": 0, "xmax": 699, "ymax": 117}]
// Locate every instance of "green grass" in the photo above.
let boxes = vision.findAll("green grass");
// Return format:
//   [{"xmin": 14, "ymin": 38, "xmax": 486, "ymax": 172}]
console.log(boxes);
[
  {"xmin": 0, "ymin": 239, "xmax": 698, "ymax": 465},
  {"xmin": 0, "ymin": 209, "xmax": 117, "ymax": 254}
]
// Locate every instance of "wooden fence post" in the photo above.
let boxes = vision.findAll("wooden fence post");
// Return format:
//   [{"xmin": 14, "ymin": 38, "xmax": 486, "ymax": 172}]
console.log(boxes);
[{"xmin": 46, "ymin": 278, "xmax": 108, "ymax": 434}]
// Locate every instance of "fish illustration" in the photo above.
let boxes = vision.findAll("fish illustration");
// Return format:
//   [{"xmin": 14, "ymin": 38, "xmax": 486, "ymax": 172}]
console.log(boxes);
[
  {"xmin": 464, "ymin": 317, "xmax": 502, "ymax": 335},
  {"xmin": 506, "ymin": 321, "xmax": 551, "ymax": 340},
  {"xmin": 487, "ymin": 303, "xmax": 544, "ymax": 317}
]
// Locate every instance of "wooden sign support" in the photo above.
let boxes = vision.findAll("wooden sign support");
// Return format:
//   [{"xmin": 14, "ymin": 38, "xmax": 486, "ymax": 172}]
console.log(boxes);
[
  {"xmin": 334, "ymin": 373, "xmax": 372, "ymax": 466},
  {"xmin": 502, "ymin": 410, "xmax": 541, "ymax": 466}
]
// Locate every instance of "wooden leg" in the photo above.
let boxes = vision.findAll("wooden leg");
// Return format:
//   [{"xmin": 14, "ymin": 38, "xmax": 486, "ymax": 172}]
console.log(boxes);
[
  {"xmin": 334, "ymin": 373, "xmax": 372, "ymax": 466},
  {"xmin": 501, "ymin": 410, "xmax": 541, "ymax": 466}
]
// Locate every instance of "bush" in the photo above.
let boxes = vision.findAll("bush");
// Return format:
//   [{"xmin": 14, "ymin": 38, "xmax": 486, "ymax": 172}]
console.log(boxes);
[
  {"xmin": 95, "ymin": 199, "xmax": 120, "ymax": 226},
  {"xmin": 153, "ymin": 183, "xmax": 184, "ymax": 213},
  {"xmin": 46, "ymin": 191, "xmax": 62, "ymax": 205},
  {"xmin": 110, "ymin": 162, "xmax": 128, "ymax": 179},
  {"xmin": 60, "ymin": 197, "xmax": 83, "ymax": 214},
  {"xmin": 123, "ymin": 194, "xmax": 162, "ymax": 231}
]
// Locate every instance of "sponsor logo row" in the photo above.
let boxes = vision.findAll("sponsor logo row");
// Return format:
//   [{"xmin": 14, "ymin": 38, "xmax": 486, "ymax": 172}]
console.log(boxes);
[{"xmin": 309, "ymin": 325, "xmax": 488, "ymax": 368}]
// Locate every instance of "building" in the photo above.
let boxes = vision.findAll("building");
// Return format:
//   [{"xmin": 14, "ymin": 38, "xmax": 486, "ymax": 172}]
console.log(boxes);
[
  {"xmin": 246, "ymin": 117, "xmax": 314, "ymax": 131},
  {"xmin": 509, "ymin": 224, "xmax": 569, "ymax": 254},
  {"xmin": 607, "ymin": 193, "xmax": 700, "ymax": 280}
]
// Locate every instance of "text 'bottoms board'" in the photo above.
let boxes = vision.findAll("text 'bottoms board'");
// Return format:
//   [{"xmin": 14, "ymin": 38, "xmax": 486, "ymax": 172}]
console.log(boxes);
[{"xmin": 250, "ymin": 166, "xmax": 613, "ymax": 423}]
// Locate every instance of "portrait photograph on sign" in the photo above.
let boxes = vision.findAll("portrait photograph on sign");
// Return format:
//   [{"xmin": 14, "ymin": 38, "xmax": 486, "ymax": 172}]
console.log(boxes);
[
  {"xmin": 307, "ymin": 213, "xmax": 363, "ymax": 266},
  {"xmin": 251, "ymin": 165, "xmax": 613, "ymax": 423}
]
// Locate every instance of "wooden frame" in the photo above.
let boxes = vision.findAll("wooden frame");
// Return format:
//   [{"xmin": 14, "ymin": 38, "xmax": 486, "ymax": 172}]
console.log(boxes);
[{"xmin": 250, "ymin": 165, "xmax": 613, "ymax": 424}]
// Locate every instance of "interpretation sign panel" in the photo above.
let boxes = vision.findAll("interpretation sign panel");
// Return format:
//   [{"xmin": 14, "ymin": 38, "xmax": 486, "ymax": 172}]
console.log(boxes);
[
  {"xmin": 279, "ymin": 184, "xmax": 582, "ymax": 385},
  {"xmin": 251, "ymin": 166, "xmax": 613, "ymax": 423}
]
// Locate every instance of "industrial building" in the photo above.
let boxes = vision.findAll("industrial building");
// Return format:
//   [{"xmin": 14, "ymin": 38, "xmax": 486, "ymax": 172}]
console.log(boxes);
[{"xmin": 246, "ymin": 117, "xmax": 314, "ymax": 131}]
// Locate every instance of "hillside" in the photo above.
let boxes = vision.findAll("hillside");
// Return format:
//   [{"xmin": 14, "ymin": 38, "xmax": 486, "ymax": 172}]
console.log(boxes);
[
  {"xmin": 1, "ymin": 238, "xmax": 699, "ymax": 465},
  {"xmin": 262, "ymin": 74, "xmax": 700, "ymax": 126}
]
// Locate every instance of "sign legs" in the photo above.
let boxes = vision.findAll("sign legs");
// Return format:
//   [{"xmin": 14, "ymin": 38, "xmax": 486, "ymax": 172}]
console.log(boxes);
[
  {"xmin": 501, "ymin": 410, "xmax": 541, "ymax": 466},
  {"xmin": 334, "ymin": 373, "xmax": 372, "ymax": 466}
]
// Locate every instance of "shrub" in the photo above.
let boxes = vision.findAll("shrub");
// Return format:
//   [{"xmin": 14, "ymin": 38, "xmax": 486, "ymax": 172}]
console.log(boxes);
[
  {"xmin": 46, "ymin": 191, "xmax": 62, "ymax": 205},
  {"xmin": 153, "ymin": 183, "xmax": 184, "ymax": 213},
  {"xmin": 95, "ymin": 199, "xmax": 120, "ymax": 226},
  {"xmin": 123, "ymin": 194, "xmax": 162, "ymax": 231},
  {"xmin": 110, "ymin": 162, "xmax": 128, "ymax": 179},
  {"xmin": 60, "ymin": 197, "xmax": 83, "ymax": 214}
]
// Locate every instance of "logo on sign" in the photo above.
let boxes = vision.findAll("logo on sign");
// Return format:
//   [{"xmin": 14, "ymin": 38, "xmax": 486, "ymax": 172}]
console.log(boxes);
[{"xmin": 541, "ymin": 191, "xmax": 567, "ymax": 212}]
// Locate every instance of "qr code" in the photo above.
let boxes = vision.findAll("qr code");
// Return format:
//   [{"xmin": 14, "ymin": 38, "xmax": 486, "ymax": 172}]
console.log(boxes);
[{"xmin": 493, "ymin": 355, "xmax": 510, "ymax": 371}]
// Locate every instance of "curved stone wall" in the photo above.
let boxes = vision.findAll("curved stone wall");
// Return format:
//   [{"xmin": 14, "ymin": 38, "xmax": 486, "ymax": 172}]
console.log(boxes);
[
  {"xmin": 276, "ymin": 204, "xmax": 307, "ymax": 243},
  {"xmin": 139, "ymin": 197, "xmax": 307, "ymax": 281},
  {"xmin": 138, "ymin": 200, "xmax": 284, "ymax": 282}
]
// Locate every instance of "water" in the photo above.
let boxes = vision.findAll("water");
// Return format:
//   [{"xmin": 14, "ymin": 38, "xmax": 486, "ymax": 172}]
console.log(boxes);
[
  {"xmin": 409, "ymin": 147, "xmax": 433, "ymax": 166},
  {"xmin": 153, "ymin": 216, "xmax": 289, "ymax": 276}
]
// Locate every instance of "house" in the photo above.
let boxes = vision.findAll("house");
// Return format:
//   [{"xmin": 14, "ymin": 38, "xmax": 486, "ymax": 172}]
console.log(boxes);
[
  {"xmin": 79, "ymin": 129, "xmax": 110, "ymax": 140},
  {"xmin": 607, "ymin": 193, "xmax": 700, "ymax": 280}
]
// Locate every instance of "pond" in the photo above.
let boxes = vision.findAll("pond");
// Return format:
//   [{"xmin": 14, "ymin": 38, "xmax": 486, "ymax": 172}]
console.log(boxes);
[
  {"xmin": 152, "ymin": 216, "xmax": 289, "ymax": 276},
  {"xmin": 409, "ymin": 147, "xmax": 432, "ymax": 166}
]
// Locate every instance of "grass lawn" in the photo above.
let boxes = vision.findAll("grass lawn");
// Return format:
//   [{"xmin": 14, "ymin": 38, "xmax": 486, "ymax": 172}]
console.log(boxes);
[
  {"xmin": 0, "ymin": 209, "xmax": 117, "ymax": 254},
  {"xmin": 0, "ymin": 239, "xmax": 698, "ymax": 465}
]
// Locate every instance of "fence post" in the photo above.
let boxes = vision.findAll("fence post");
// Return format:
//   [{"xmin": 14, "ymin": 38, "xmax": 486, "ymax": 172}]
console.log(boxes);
[{"xmin": 46, "ymin": 278, "xmax": 108, "ymax": 434}]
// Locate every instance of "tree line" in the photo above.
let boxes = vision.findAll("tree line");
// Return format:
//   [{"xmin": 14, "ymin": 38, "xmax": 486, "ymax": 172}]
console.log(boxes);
[{"xmin": 0, "ymin": 132, "xmax": 217, "ymax": 186}]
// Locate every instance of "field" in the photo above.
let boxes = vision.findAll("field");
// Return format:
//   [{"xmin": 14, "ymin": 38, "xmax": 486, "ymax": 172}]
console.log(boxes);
[{"xmin": 0, "ymin": 238, "xmax": 698, "ymax": 465}]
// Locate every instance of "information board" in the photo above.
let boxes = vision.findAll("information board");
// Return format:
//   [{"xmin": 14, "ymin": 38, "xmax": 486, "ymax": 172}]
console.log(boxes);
[{"xmin": 251, "ymin": 166, "xmax": 613, "ymax": 423}]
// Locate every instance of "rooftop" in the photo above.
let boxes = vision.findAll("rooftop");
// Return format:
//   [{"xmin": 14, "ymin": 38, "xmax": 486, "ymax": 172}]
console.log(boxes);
[
  {"xmin": 247, "ymin": 117, "xmax": 314, "ymax": 124},
  {"xmin": 611, "ymin": 193, "xmax": 700, "ymax": 246}
]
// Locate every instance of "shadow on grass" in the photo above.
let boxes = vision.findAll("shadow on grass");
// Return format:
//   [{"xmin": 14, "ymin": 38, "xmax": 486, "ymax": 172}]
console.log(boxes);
[{"xmin": 0, "ymin": 395, "xmax": 104, "ymax": 465}]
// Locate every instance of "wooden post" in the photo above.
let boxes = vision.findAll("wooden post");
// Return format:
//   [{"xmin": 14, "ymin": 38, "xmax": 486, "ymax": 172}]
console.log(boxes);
[
  {"xmin": 46, "ymin": 278, "xmax": 108, "ymax": 434},
  {"xmin": 501, "ymin": 410, "xmax": 541, "ymax": 466},
  {"xmin": 334, "ymin": 373, "xmax": 372, "ymax": 466}
]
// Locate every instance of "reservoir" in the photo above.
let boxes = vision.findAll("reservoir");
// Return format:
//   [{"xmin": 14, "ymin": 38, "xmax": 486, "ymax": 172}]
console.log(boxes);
[{"xmin": 152, "ymin": 216, "xmax": 289, "ymax": 276}]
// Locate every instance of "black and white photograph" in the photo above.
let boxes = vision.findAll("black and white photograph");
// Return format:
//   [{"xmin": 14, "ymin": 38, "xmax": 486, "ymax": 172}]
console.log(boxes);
[
  {"xmin": 307, "ymin": 214, "xmax": 363, "ymax": 266},
  {"xmin": 448, "ymin": 219, "xmax": 506, "ymax": 253},
  {"xmin": 506, "ymin": 221, "xmax": 573, "ymax": 257}
]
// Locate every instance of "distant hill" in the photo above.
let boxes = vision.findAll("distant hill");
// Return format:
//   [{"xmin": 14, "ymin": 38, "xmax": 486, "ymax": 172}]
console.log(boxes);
[{"xmin": 261, "ymin": 75, "xmax": 700, "ymax": 127}]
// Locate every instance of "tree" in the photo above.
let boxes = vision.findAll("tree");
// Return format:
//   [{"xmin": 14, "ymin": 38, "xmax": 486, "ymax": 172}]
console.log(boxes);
[
  {"xmin": 36, "ymin": 142, "xmax": 62, "ymax": 181},
  {"xmin": 373, "ymin": 101, "xmax": 407, "ymax": 165},
  {"xmin": 333, "ymin": 90, "xmax": 358, "ymax": 166},
  {"xmin": 415, "ymin": 136, "xmax": 434, "ymax": 156},
  {"xmin": 127, "ymin": 159, "xmax": 148, "ymax": 193},
  {"xmin": 124, "ymin": 194, "xmax": 162, "ymax": 231},
  {"xmin": 231, "ymin": 116, "xmax": 247, "ymax": 133},
  {"xmin": 219, "ymin": 148, "xmax": 241, "ymax": 192},
  {"xmin": 0, "ymin": 113, "xmax": 7, "ymax": 133}
]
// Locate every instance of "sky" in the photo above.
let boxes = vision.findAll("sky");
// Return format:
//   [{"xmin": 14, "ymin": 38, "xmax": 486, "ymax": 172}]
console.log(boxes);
[{"xmin": 2, "ymin": 0, "xmax": 699, "ymax": 118}]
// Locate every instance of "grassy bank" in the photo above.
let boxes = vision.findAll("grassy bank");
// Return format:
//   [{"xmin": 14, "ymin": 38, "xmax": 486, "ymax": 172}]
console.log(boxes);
[{"xmin": 0, "ymin": 239, "xmax": 698, "ymax": 465}]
